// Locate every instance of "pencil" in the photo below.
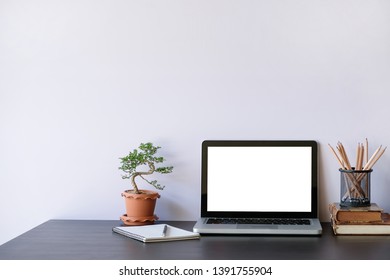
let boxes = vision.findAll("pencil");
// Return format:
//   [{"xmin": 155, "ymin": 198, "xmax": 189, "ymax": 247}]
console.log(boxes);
[
  {"xmin": 365, "ymin": 138, "xmax": 368, "ymax": 165},
  {"xmin": 363, "ymin": 145, "xmax": 383, "ymax": 170},
  {"xmin": 365, "ymin": 146, "xmax": 387, "ymax": 171},
  {"xmin": 162, "ymin": 224, "xmax": 167, "ymax": 237},
  {"xmin": 328, "ymin": 144, "xmax": 346, "ymax": 169}
]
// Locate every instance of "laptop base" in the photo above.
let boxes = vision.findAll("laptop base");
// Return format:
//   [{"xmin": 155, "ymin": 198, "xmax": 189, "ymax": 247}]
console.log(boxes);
[{"xmin": 193, "ymin": 218, "xmax": 322, "ymax": 235}]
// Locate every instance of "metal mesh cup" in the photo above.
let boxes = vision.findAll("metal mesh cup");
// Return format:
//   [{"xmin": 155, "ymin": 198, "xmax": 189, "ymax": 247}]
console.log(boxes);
[{"xmin": 340, "ymin": 168, "xmax": 372, "ymax": 207}]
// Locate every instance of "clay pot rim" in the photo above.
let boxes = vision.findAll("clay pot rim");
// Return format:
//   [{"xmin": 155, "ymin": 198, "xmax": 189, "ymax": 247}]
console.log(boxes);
[{"xmin": 122, "ymin": 189, "xmax": 160, "ymax": 199}]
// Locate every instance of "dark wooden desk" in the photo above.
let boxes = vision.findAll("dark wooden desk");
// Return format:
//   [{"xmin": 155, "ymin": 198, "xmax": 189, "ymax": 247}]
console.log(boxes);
[{"xmin": 1, "ymin": 220, "xmax": 390, "ymax": 260}]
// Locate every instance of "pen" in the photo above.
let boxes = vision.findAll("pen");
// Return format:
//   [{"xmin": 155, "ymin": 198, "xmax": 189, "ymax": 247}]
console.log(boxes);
[{"xmin": 162, "ymin": 225, "xmax": 167, "ymax": 237}]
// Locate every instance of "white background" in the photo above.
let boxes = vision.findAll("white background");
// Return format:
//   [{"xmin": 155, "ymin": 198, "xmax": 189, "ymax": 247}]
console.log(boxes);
[
  {"xmin": 1, "ymin": 0, "xmax": 390, "ymax": 245},
  {"xmin": 207, "ymin": 147, "xmax": 312, "ymax": 212}
]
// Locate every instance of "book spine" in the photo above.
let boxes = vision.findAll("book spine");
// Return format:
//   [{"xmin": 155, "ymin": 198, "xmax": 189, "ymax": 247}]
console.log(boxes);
[{"xmin": 329, "ymin": 203, "xmax": 341, "ymax": 223}]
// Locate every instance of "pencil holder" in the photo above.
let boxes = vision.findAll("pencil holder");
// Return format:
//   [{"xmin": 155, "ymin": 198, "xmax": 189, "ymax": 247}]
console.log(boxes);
[{"xmin": 340, "ymin": 168, "xmax": 372, "ymax": 207}]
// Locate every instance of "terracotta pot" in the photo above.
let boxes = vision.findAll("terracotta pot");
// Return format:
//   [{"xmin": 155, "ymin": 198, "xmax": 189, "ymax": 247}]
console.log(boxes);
[{"xmin": 121, "ymin": 190, "xmax": 160, "ymax": 226}]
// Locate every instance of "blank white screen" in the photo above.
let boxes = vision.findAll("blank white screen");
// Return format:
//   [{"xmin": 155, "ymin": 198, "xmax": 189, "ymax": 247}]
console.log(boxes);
[{"xmin": 207, "ymin": 146, "xmax": 312, "ymax": 212}]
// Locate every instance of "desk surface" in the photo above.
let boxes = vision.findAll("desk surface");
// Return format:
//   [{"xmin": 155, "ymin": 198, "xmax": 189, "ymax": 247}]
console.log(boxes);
[{"xmin": 1, "ymin": 220, "xmax": 390, "ymax": 260}]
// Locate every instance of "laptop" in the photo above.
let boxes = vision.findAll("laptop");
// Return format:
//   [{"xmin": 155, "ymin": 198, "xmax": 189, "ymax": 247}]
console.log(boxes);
[{"xmin": 193, "ymin": 140, "xmax": 322, "ymax": 235}]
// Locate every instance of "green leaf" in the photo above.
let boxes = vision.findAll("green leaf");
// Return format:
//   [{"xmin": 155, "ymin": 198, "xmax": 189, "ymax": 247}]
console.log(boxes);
[{"xmin": 119, "ymin": 142, "xmax": 173, "ymax": 190}]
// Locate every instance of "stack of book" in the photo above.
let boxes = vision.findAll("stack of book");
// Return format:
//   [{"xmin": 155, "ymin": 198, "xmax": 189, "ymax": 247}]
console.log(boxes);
[{"xmin": 329, "ymin": 202, "xmax": 390, "ymax": 235}]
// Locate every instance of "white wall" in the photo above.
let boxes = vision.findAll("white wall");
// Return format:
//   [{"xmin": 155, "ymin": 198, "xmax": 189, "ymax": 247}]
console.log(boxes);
[{"xmin": 1, "ymin": 0, "xmax": 390, "ymax": 245}]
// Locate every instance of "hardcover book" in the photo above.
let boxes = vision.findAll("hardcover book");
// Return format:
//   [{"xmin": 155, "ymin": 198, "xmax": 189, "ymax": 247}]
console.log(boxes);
[
  {"xmin": 328, "ymin": 202, "xmax": 383, "ymax": 223},
  {"xmin": 331, "ymin": 213, "xmax": 390, "ymax": 235}
]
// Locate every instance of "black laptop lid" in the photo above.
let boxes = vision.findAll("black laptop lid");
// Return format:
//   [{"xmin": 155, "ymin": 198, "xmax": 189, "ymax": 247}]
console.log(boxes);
[{"xmin": 201, "ymin": 140, "xmax": 318, "ymax": 219}]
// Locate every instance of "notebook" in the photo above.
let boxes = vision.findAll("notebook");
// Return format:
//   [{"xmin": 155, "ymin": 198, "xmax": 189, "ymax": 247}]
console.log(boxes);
[
  {"xmin": 193, "ymin": 140, "xmax": 322, "ymax": 235},
  {"xmin": 113, "ymin": 224, "xmax": 200, "ymax": 243}
]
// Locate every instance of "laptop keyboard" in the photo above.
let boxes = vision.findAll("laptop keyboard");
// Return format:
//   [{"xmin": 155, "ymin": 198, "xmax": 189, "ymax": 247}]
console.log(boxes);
[{"xmin": 206, "ymin": 218, "xmax": 311, "ymax": 225}]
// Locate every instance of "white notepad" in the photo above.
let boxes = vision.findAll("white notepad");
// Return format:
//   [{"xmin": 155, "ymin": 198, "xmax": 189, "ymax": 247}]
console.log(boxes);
[{"xmin": 113, "ymin": 224, "xmax": 200, "ymax": 243}]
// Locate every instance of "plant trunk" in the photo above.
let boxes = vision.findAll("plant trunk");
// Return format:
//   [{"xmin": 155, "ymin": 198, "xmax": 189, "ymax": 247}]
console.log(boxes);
[{"xmin": 131, "ymin": 161, "xmax": 155, "ymax": 194}]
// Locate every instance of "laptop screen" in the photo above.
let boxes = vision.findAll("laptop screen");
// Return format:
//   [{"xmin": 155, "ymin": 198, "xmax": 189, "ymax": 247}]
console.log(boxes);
[{"xmin": 201, "ymin": 140, "xmax": 318, "ymax": 219}]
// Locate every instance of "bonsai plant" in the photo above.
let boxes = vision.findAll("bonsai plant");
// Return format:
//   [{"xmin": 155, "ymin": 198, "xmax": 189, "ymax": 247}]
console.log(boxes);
[{"xmin": 119, "ymin": 142, "xmax": 173, "ymax": 225}]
